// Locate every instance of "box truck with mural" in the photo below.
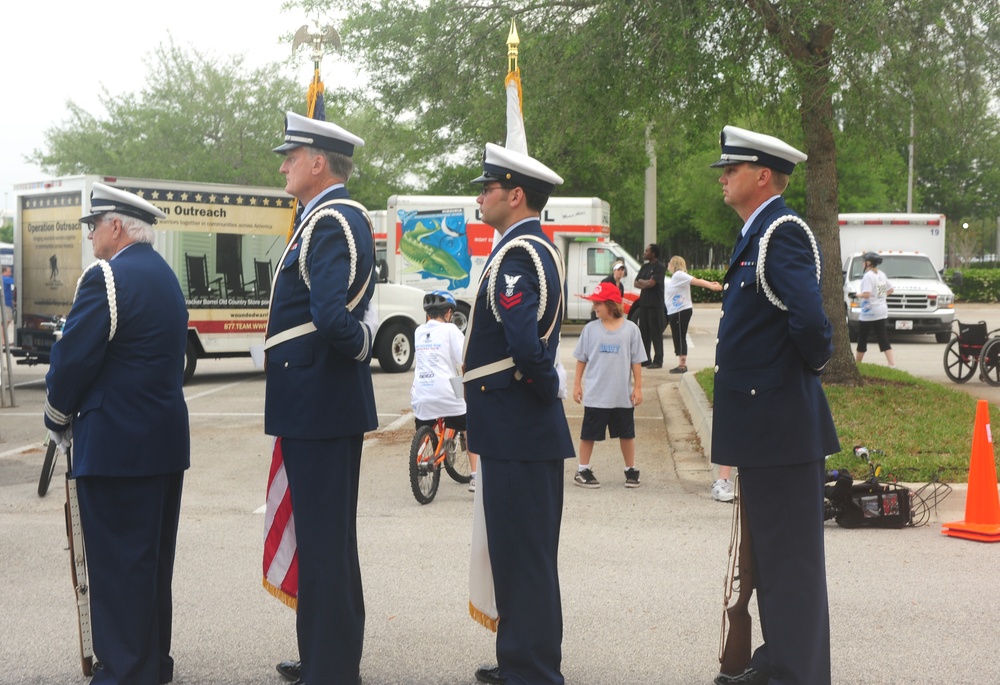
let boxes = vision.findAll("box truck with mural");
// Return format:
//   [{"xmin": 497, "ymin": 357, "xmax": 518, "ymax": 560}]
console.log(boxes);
[
  {"xmin": 385, "ymin": 195, "xmax": 641, "ymax": 330},
  {"xmin": 13, "ymin": 176, "xmax": 425, "ymax": 381},
  {"xmin": 839, "ymin": 212, "xmax": 956, "ymax": 343}
]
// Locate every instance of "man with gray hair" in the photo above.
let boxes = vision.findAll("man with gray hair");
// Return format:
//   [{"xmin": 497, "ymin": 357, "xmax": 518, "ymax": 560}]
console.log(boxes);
[
  {"xmin": 44, "ymin": 182, "xmax": 190, "ymax": 685},
  {"xmin": 266, "ymin": 111, "xmax": 377, "ymax": 685}
]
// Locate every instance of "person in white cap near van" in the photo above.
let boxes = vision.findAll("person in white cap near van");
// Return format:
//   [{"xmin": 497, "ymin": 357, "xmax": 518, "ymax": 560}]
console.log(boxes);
[
  {"xmin": 602, "ymin": 260, "xmax": 627, "ymax": 297},
  {"xmin": 266, "ymin": 110, "xmax": 376, "ymax": 685},
  {"xmin": 854, "ymin": 251, "xmax": 896, "ymax": 367},
  {"xmin": 572, "ymin": 281, "xmax": 645, "ymax": 489},
  {"xmin": 710, "ymin": 125, "xmax": 838, "ymax": 685},
  {"xmin": 45, "ymin": 182, "xmax": 190, "ymax": 685},
  {"xmin": 463, "ymin": 142, "xmax": 575, "ymax": 685}
]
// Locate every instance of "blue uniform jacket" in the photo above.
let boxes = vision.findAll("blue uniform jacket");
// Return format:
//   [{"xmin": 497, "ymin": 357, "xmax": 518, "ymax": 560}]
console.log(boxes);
[
  {"xmin": 711, "ymin": 198, "xmax": 839, "ymax": 467},
  {"xmin": 44, "ymin": 242, "xmax": 190, "ymax": 477},
  {"xmin": 264, "ymin": 186, "xmax": 377, "ymax": 439},
  {"xmin": 464, "ymin": 220, "xmax": 574, "ymax": 461}
]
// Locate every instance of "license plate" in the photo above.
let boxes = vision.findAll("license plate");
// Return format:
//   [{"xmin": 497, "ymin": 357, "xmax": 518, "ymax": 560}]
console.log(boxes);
[{"xmin": 895, "ymin": 320, "xmax": 913, "ymax": 331}]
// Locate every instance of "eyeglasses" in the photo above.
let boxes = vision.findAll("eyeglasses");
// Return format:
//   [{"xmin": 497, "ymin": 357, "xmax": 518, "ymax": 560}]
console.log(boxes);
[
  {"xmin": 86, "ymin": 216, "xmax": 112, "ymax": 235},
  {"xmin": 478, "ymin": 184, "xmax": 508, "ymax": 197}
]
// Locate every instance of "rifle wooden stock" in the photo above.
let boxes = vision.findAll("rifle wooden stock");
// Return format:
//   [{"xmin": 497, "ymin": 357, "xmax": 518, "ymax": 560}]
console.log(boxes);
[
  {"xmin": 719, "ymin": 482, "xmax": 754, "ymax": 676},
  {"xmin": 64, "ymin": 446, "xmax": 94, "ymax": 677}
]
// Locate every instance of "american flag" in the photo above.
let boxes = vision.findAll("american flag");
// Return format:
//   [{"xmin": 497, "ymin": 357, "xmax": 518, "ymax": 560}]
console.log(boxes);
[{"xmin": 262, "ymin": 438, "xmax": 298, "ymax": 608}]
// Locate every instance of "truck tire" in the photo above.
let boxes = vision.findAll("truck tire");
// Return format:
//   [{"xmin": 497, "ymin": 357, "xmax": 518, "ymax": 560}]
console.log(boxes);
[
  {"xmin": 183, "ymin": 340, "xmax": 198, "ymax": 385},
  {"xmin": 377, "ymin": 321, "xmax": 414, "ymax": 373},
  {"xmin": 935, "ymin": 331, "xmax": 951, "ymax": 344},
  {"xmin": 848, "ymin": 325, "xmax": 858, "ymax": 343},
  {"xmin": 452, "ymin": 302, "xmax": 471, "ymax": 333}
]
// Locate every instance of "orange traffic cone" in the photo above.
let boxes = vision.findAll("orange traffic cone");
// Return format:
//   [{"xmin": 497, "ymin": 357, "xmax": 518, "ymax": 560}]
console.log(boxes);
[{"xmin": 942, "ymin": 399, "xmax": 1000, "ymax": 542}]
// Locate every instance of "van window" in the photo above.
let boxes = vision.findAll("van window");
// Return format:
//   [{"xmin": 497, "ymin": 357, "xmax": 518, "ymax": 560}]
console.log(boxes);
[
  {"xmin": 850, "ymin": 255, "xmax": 939, "ymax": 280},
  {"xmin": 587, "ymin": 247, "xmax": 618, "ymax": 277}
]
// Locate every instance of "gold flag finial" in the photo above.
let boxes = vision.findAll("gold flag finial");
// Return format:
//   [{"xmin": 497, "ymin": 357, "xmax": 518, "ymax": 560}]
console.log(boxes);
[{"xmin": 507, "ymin": 18, "xmax": 520, "ymax": 73}]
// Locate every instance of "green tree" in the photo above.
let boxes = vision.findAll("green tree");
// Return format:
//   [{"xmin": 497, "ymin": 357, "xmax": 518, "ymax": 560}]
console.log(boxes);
[
  {"xmin": 31, "ymin": 3, "xmax": 1000, "ymax": 381},
  {"xmin": 30, "ymin": 40, "xmax": 305, "ymax": 187},
  {"xmin": 29, "ymin": 38, "xmax": 444, "ymax": 211},
  {"xmin": 302, "ymin": 0, "xmax": 1000, "ymax": 384}
]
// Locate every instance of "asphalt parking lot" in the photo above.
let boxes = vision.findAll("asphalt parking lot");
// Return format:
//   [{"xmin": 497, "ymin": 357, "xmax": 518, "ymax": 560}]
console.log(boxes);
[{"xmin": 1, "ymin": 305, "xmax": 998, "ymax": 684}]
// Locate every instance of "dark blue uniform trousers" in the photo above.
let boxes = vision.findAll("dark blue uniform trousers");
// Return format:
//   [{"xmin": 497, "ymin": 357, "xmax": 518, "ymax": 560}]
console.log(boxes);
[
  {"xmin": 282, "ymin": 435, "xmax": 365, "ymax": 685},
  {"xmin": 741, "ymin": 460, "xmax": 831, "ymax": 685},
  {"xmin": 77, "ymin": 472, "xmax": 184, "ymax": 685},
  {"xmin": 481, "ymin": 457, "xmax": 564, "ymax": 685}
]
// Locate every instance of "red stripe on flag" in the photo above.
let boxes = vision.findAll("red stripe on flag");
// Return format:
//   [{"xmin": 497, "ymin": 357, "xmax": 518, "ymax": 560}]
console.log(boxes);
[{"xmin": 262, "ymin": 437, "xmax": 298, "ymax": 608}]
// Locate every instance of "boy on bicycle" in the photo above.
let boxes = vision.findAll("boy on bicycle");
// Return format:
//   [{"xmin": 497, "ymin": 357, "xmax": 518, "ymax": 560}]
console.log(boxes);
[{"xmin": 411, "ymin": 291, "xmax": 477, "ymax": 490}]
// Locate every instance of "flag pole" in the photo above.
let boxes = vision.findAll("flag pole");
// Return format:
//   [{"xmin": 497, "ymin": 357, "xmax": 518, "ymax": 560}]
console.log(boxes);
[
  {"xmin": 285, "ymin": 24, "xmax": 340, "ymax": 242},
  {"xmin": 507, "ymin": 18, "xmax": 520, "ymax": 74},
  {"xmin": 504, "ymin": 19, "xmax": 527, "ymax": 156}
]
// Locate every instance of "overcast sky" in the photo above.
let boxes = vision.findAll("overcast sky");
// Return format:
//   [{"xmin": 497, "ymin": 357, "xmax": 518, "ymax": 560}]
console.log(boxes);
[{"xmin": 0, "ymin": 0, "xmax": 356, "ymax": 218}]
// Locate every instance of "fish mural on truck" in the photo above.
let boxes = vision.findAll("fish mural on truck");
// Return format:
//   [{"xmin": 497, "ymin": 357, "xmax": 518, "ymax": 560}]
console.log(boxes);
[{"xmin": 397, "ymin": 208, "xmax": 472, "ymax": 289}]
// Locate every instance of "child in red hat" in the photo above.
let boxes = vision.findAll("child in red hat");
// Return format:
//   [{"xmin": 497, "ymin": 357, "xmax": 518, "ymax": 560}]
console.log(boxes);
[{"xmin": 572, "ymin": 282, "xmax": 647, "ymax": 488}]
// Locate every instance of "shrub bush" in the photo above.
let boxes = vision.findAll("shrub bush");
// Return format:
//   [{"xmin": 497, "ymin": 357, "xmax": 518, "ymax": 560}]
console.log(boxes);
[
  {"xmin": 689, "ymin": 269, "xmax": 726, "ymax": 303},
  {"xmin": 948, "ymin": 268, "xmax": 1000, "ymax": 303}
]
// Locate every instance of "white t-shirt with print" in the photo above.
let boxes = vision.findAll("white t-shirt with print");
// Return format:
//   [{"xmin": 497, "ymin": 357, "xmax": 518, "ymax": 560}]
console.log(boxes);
[
  {"xmin": 573, "ymin": 318, "xmax": 646, "ymax": 408},
  {"xmin": 410, "ymin": 319, "xmax": 467, "ymax": 420},
  {"xmin": 859, "ymin": 269, "xmax": 893, "ymax": 322},
  {"xmin": 664, "ymin": 270, "xmax": 694, "ymax": 315}
]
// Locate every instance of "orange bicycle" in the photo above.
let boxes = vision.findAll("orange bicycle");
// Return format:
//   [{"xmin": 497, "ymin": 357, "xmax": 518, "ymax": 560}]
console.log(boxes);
[{"xmin": 408, "ymin": 418, "xmax": 471, "ymax": 504}]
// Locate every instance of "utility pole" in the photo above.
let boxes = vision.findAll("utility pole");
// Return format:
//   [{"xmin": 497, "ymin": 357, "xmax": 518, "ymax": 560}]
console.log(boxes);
[{"xmin": 644, "ymin": 124, "xmax": 656, "ymax": 251}]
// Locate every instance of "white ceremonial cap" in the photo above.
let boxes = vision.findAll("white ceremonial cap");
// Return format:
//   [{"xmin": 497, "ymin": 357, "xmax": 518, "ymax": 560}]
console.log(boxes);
[
  {"xmin": 710, "ymin": 125, "xmax": 807, "ymax": 175},
  {"xmin": 80, "ymin": 183, "xmax": 167, "ymax": 225},
  {"xmin": 273, "ymin": 111, "xmax": 365, "ymax": 156},
  {"xmin": 472, "ymin": 142, "xmax": 564, "ymax": 195}
]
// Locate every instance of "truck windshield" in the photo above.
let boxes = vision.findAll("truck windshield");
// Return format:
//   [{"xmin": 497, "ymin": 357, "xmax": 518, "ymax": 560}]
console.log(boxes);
[{"xmin": 849, "ymin": 255, "xmax": 940, "ymax": 280}]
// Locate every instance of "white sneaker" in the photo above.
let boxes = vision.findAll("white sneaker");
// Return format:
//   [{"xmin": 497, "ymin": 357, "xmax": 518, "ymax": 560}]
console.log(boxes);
[
  {"xmin": 468, "ymin": 475, "xmax": 476, "ymax": 493},
  {"xmin": 711, "ymin": 479, "xmax": 735, "ymax": 502}
]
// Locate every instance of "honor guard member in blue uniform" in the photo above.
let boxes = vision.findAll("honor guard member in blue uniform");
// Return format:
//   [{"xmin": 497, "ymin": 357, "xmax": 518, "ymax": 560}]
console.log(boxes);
[
  {"xmin": 709, "ymin": 126, "xmax": 839, "ymax": 685},
  {"xmin": 464, "ymin": 143, "xmax": 575, "ymax": 685},
  {"xmin": 44, "ymin": 183, "xmax": 190, "ymax": 685},
  {"xmin": 267, "ymin": 111, "xmax": 377, "ymax": 685}
]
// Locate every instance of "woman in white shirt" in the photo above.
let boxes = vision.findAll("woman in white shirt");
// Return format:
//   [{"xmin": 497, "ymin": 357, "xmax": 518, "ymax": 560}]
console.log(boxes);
[
  {"xmin": 855, "ymin": 252, "xmax": 896, "ymax": 368},
  {"xmin": 663, "ymin": 255, "xmax": 722, "ymax": 374}
]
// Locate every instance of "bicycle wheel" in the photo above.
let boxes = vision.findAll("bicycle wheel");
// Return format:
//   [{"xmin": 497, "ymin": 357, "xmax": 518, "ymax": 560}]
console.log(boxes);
[
  {"xmin": 981, "ymin": 338, "xmax": 1000, "ymax": 386},
  {"xmin": 409, "ymin": 426, "xmax": 441, "ymax": 504},
  {"xmin": 38, "ymin": 440, "xmax": 59, "ymax": 497},
  {"xmin": 444, "ymin": 430, "xmax": 472, "ymax": 484},
  {"xmin": 943, "ymin": 336, "xmax": 977, "ymax": 383}
]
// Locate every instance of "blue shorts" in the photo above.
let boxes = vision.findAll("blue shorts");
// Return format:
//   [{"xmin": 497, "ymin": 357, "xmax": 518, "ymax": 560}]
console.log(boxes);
[{"xmin": 580, "ymin": 406, "xmax": 636, "ymax": 441}]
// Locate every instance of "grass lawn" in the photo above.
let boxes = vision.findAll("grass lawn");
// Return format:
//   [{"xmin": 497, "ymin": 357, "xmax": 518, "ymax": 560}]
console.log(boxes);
[{"xmin": 694, "ymin": 363, "xmax": 997, "ymax": 483}]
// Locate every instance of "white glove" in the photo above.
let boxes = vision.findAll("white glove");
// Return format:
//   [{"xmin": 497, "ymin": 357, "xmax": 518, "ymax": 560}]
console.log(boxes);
[
  {"xmin": 362, "ymin": 300, "xmax": 380, "ymax": 340},
  {"xmin": 48, "ymin": 426, "xmax": 72, "ymax": 453}
]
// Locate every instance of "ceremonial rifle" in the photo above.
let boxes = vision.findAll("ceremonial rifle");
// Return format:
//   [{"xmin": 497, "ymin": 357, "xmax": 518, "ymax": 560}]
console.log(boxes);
[
  {"xmin": 719, "ymin": 478, "xmax": 754, "ymax": 676},
  {"xmin": 63, "ymin": 443, "xmax": 94, "ymax": 676}
]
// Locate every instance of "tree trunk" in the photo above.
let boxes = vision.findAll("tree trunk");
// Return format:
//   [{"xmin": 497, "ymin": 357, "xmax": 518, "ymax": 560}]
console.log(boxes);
[
  {"xmin": 747, "ymin": 0, "xmax": 863, "ymax": 386},
  {"xmin": 800, "ymin": 67, "xmax": 862, "ymax": 386}
]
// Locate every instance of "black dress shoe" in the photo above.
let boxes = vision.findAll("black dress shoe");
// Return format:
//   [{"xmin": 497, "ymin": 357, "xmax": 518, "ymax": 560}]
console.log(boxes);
[
  {"xmin": 475, "ymin": 665, "xmax": 506, "ymax": 684},
  {"xmin": 276, "ymin": 660, "xmax": 301, "ymax": 681},
  {"xmin": 284, "ymin": 673, "xmax": 362, "ymax": 685},
  {"xmin": 714, "ymin": 667, "xmax": 769, "ymax": 685}
]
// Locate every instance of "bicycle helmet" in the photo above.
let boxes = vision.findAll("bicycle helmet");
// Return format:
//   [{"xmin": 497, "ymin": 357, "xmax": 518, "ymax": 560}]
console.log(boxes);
[
  {"xmin": 862, "ymin": 251, "xmax": 883, "ymax": 266},
  {"xmin": 423, "ymin": 290, "xmax": 457, "ymax": 313}
]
